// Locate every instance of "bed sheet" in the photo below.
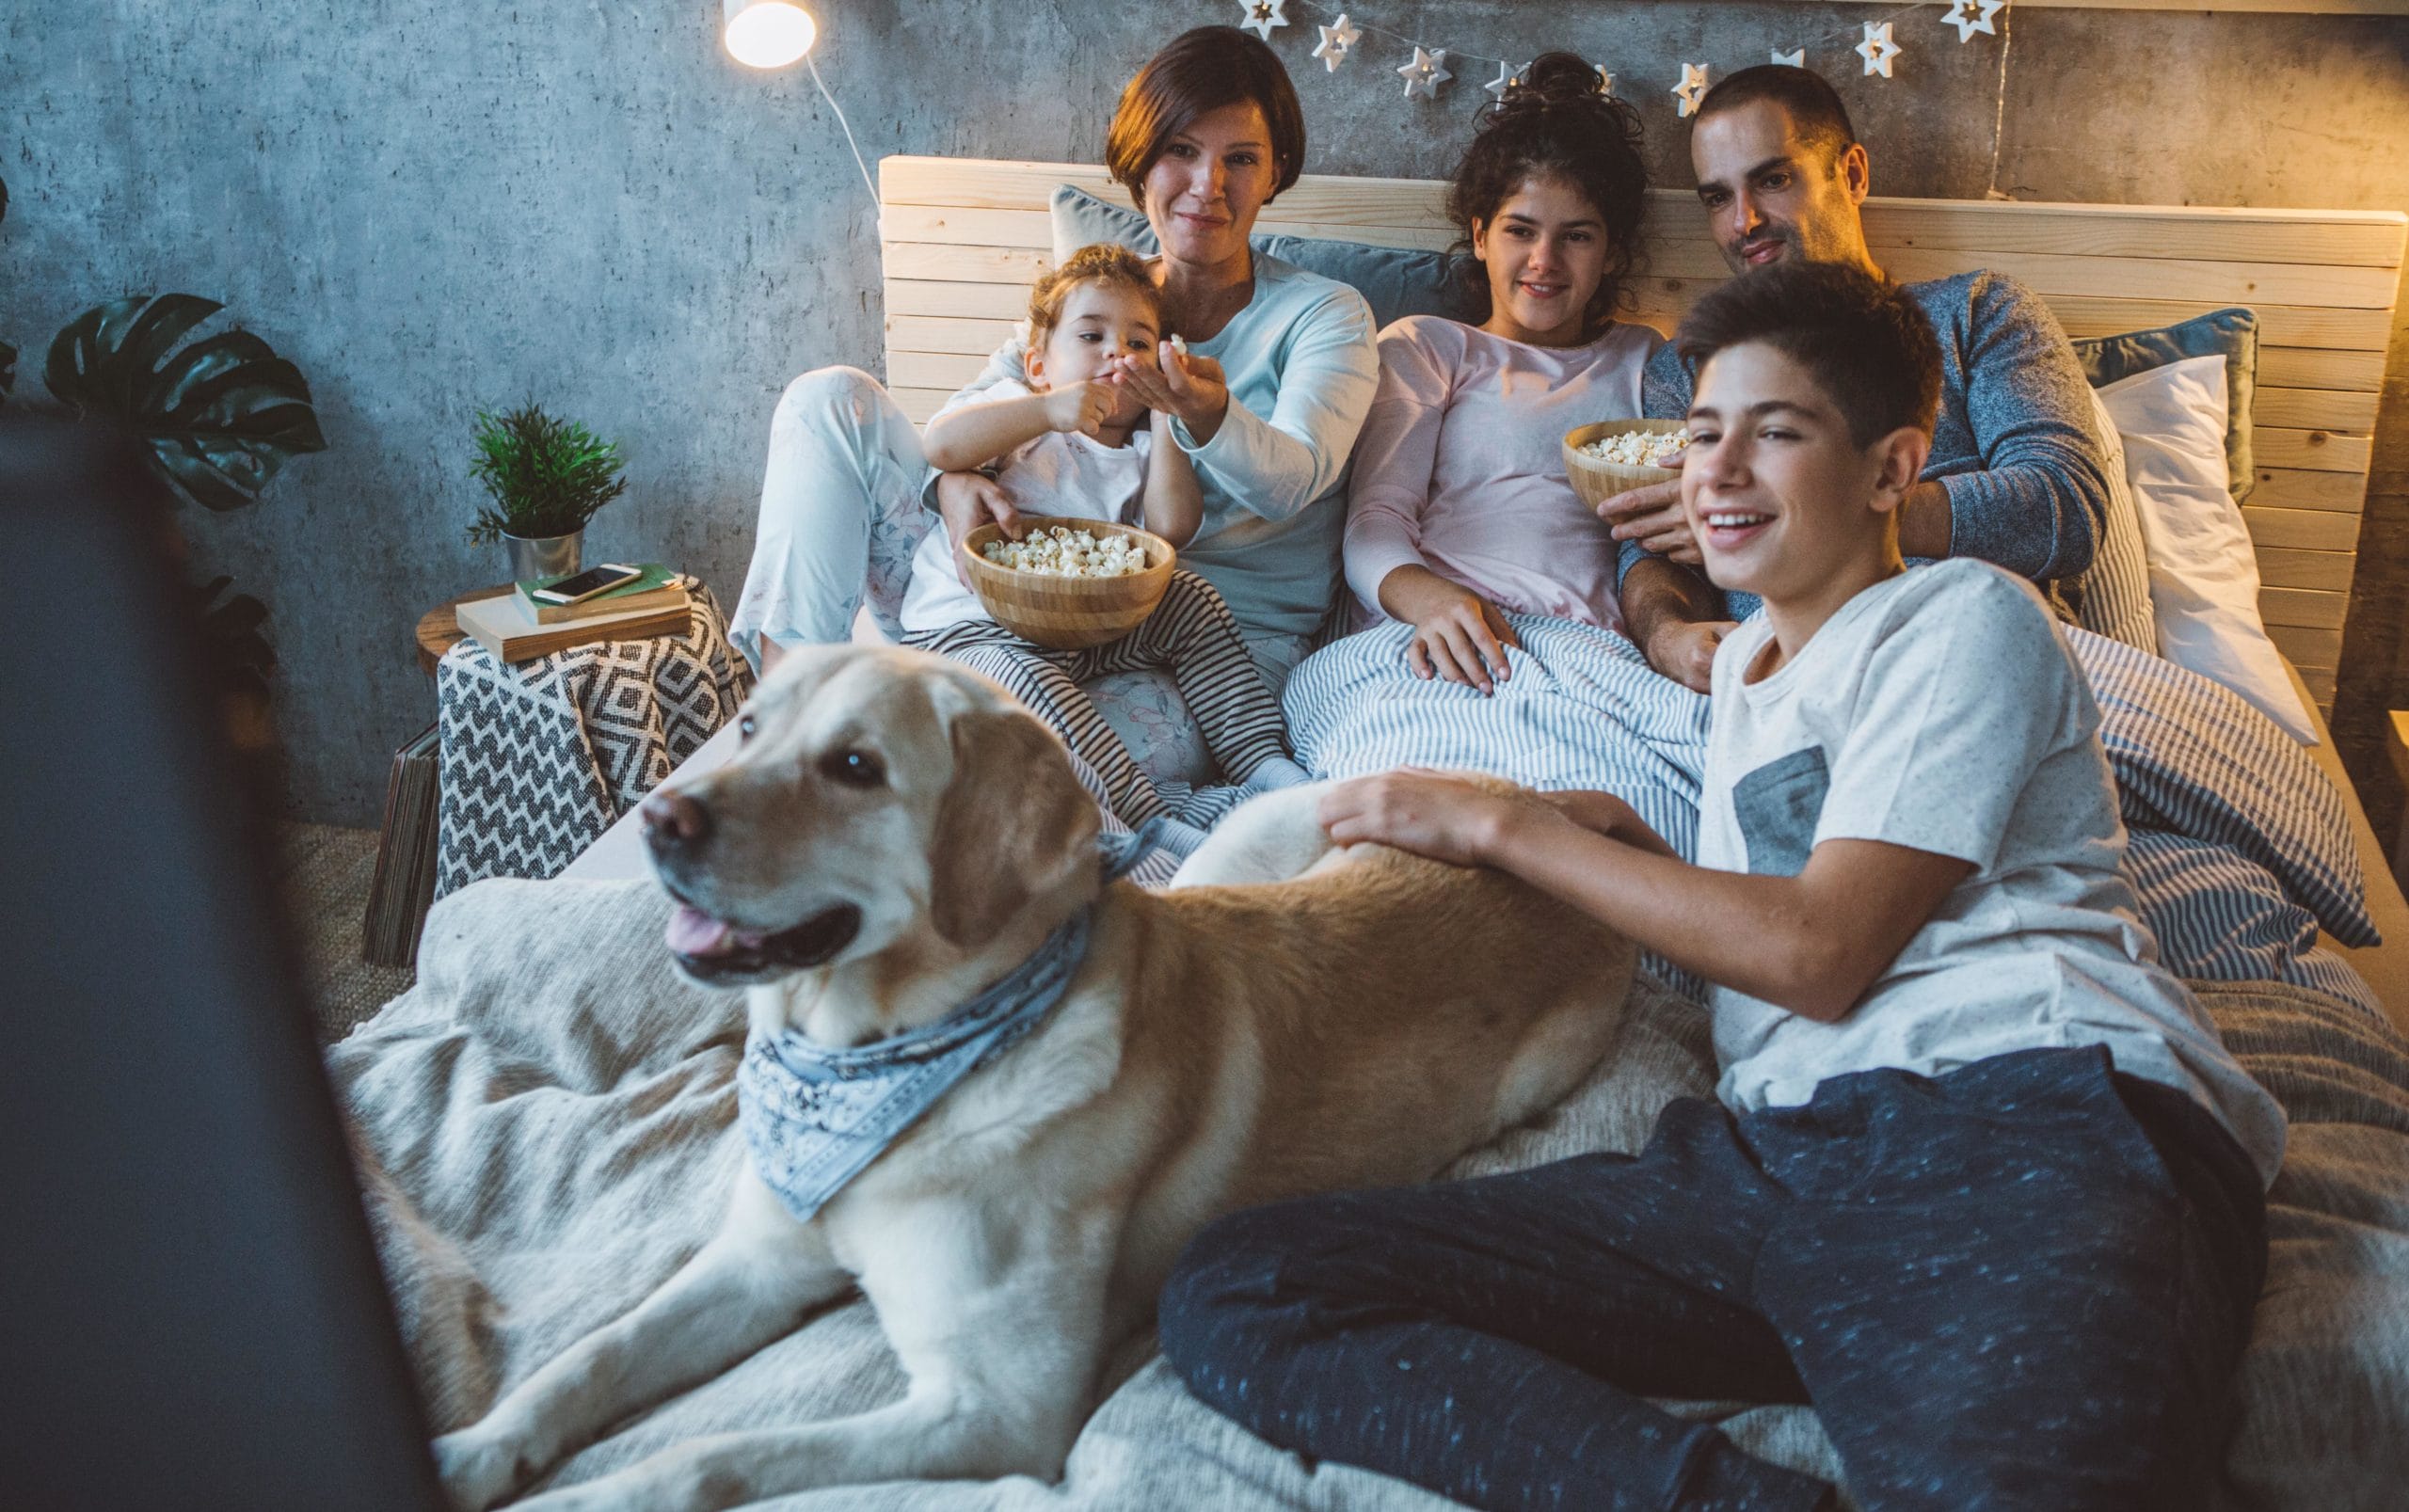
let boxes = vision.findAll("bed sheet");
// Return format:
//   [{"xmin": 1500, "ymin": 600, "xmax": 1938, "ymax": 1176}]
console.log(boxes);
[{"xmin": 346, "ymin": 878, "xmax": 2409, "ymax": 1510}]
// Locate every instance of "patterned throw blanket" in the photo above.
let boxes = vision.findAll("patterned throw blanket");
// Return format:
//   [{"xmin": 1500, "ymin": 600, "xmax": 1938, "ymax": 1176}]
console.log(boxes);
[{"xmin": 1285, "ymin": 614, "xmax": 2381, "ymax": 1012}]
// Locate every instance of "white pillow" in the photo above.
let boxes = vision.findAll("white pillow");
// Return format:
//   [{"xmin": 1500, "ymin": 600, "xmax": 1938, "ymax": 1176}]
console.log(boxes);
[{"xmin": 2095, "ymin": 354, "xmax": 2319, "ymax": 743}]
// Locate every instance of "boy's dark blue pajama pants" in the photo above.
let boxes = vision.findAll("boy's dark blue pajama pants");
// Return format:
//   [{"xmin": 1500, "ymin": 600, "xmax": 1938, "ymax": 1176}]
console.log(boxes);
[{"xmin": 1157, "ymin": 1047, "xmax": 2267, "ymax": 1512}]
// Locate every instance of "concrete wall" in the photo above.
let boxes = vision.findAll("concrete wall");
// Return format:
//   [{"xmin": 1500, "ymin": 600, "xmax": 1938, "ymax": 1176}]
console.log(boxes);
[{"xmin": 6, "ymin": 1, "xmax": 2407, "ymax": 830}]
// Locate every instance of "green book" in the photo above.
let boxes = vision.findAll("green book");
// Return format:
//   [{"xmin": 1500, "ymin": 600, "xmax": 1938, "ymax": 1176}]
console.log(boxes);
[{"xmin": 513, "ymin": 564, "xmax": 687, "ymax": 623}]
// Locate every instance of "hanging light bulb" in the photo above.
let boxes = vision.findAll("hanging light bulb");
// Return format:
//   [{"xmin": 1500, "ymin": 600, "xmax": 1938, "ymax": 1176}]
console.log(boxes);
[{"xmin": 724, "ymin": 0, "xmax": 817, "ymax": 69}]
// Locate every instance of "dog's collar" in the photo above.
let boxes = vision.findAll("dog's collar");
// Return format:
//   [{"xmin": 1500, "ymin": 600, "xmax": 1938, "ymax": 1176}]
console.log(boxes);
[{"xmin": 737, "ymin": 819, "xmax": 1166, "ymax": 1225}]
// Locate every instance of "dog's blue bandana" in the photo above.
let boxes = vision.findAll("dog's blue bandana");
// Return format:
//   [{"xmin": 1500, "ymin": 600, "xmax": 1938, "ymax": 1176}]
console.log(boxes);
[{"xmin": 737, "ymin": 820, "xmax": 1166, "ymax": 1225}]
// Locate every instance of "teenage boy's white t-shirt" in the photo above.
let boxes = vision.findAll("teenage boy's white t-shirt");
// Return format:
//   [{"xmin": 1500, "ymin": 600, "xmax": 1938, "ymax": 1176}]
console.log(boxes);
[
  {"xmin": 901, "ymin": 380, "xmax": 1153, "ymax": 634},
  {"xmin": 1695, "ymin": 559, "xmax": 2287, "ymax": 1186}
]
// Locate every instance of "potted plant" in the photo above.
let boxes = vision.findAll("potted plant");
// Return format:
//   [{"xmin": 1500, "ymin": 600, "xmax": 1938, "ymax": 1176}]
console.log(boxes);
[{"xmin": 462, "ymin": 403, "xmax": 629, "ymax": 581}]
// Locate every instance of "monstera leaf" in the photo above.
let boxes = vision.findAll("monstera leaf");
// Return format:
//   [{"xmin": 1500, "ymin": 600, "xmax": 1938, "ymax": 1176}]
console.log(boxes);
[{"xmin": 45, "ymin": 294, "xmax": 327, "ymax": 510}]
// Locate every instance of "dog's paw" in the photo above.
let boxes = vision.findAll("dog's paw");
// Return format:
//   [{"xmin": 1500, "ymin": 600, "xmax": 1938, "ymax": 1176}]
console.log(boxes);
[{"xmin": 432, "ymin": 1426, "xmax": 534, "ymax": 1511}]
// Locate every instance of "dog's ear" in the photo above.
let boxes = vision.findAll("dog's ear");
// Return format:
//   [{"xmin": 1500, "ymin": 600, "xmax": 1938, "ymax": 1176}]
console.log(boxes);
[{"xmin": 929, "ymin": 707, "xmax": 1100, "ymax": 949}]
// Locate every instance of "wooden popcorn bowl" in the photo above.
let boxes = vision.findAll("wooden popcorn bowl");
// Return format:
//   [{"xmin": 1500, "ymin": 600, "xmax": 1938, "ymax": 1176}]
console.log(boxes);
[
  {"xmin": 1562, "ymin": 419, "xmax": 1692, "ymax": 511},
  {"xmin": 959, "ymin": 517, "xmax": 1177, "ymax": 651}
]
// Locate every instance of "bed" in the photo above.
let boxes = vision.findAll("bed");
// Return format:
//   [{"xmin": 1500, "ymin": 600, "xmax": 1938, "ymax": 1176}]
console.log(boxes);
[{"xmin": 351, "ymin": 162, "xmax": 2409, "ymax": 1507}]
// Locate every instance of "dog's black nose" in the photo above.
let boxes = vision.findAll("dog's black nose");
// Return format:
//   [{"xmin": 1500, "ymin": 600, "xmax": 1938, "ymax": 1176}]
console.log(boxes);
[{"xmin": 640, "ymin": 789, "xmax": 712, "ymax": 852}]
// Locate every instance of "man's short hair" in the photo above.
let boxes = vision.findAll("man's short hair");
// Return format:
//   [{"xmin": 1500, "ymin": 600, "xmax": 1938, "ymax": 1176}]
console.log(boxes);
[
  {"xmin": 1675, "ymin": 263, "xmax": 1942, "ymax": 447},
  {"xmin": 1696, "ymin": 65, "xmax": 1858, "ymax": 167}
]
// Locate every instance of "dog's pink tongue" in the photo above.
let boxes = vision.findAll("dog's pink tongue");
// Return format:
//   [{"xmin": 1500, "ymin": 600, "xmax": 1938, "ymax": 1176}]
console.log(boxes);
[{"xmin": 667, "ymin": 905, "xmax": 736, "ymax": 957}]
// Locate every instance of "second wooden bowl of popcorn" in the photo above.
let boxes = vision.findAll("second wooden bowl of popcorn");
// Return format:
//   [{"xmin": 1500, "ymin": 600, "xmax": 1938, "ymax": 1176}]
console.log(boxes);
[
  {"xmin": 1562, "ymin": 419, "xmax": 1692, "ymax": 511},
  {"xmin": 959, "ymin": 517, "xmax": 1178, "ymax": 651}
]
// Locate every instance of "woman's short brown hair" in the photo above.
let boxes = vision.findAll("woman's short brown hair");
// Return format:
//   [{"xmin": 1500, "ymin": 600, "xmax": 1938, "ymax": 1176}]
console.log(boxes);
[
  {"xmin": 1105, "ymin": 26, "xmax": 1305, "ymax": 208},
  {"xmin": 1028, "ymin": 244, "xmax": 1166, "ymax": 343}
]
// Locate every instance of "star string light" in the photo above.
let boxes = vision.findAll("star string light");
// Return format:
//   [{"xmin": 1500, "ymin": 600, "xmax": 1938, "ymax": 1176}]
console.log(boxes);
[
  {"xmin": 1484, "ymin": 59, "xmax": 1529, "ymax": 101},
  {"xmin": 1311, "ymin": 12, "xmax": 1360, "ymax": 71},
  {"xmin": 1237, "ymin": 0, "xmax": 1288, "ymax": 42},
  {"xmin": 1941, "ymin": 0, "xmax": 2006, "ymax": 43},
  {"xmin": 1398, "ymin": 44, "xmax": 1452, "ymax": 100},
  {"xmin": 1595, "ymin": 65, "xmax": 1615, "ymax": 96},
  {"xmin": 1855, "ymin": 20, "xmax": 1901, "ymax": 78},
  {"xmin": 1770, "ymin": 48, "xmax": 1805, "ymax": 68},
  {"xmin": 1671, "ymin": 62, "xmax": 1710, "ymax": 117}
]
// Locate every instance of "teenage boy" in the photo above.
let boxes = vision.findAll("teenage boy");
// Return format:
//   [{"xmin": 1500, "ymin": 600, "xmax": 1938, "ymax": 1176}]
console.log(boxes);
[
  {"xmin": 1605, "ymin": 65, "xmax": 2119, "ymax": 691},
  {"xmin": 1157, "ymin": 263, "xmax": 2284, "ymax": 1512}
]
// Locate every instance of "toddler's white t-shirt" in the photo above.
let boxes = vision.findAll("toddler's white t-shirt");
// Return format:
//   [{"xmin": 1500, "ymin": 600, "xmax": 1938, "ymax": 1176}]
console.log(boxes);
[
  {"xmin": 901, "ymin": 381, "xmax": 1152, "ymax": 634},
  {"xmin": 1697, "ymin": 558, "xmax": 2287, "ymax": 1186}
]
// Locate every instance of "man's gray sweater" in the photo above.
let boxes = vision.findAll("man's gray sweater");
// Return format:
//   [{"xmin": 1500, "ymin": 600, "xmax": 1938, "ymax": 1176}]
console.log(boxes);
[{"xmin": 1618, "ymin": 269, "xmax": 2115, "ymax": 620}]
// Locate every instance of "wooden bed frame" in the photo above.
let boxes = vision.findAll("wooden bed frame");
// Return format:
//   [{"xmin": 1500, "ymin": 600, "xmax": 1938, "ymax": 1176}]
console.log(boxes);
[{"xmin": 876, "ymin": 154, "xmax": 2407, "ymax": 715}]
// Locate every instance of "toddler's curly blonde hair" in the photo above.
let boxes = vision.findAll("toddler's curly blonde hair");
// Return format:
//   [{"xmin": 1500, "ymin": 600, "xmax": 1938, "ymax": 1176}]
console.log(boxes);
[{"xmin": 1027, "ymin": 243, "xmax": 1170, "ymax": 344}]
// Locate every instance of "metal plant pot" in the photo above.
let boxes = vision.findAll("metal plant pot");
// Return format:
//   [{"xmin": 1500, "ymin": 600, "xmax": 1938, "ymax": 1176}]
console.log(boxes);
[{"xmin": 503, "ymin": 529, "xmax": 582, "ymax": 583}]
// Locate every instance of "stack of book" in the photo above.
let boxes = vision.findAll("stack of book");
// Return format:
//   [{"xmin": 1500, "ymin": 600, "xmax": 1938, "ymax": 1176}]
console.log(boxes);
[
  {"xmin": 362, "ymin": 723, "xmax": 440, "ymax": 967},
  {"xmin": 455, "ymin": 564, "xmax": 694, "ymax": 662}
]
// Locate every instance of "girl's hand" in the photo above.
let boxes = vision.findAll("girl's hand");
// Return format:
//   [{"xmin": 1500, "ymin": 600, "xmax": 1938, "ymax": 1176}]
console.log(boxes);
[
  {"xmin": 1317, "ymin": 769, "xmax": 1544, "ymax": 867},
  {"xmin": 1407, "ymin": 584, "xmax": 1521, "ymax": 696},
  {"xmin": 1042, "ymin": 378, "xmax": 1118, "ymax": 439},
  {"xmin": 1110, "ymin": 346, "xmax": 1231, "ymax": 442},
  {"xmin": 934, "ymin": 471, "xmax": 1021, "ymax": 585}
]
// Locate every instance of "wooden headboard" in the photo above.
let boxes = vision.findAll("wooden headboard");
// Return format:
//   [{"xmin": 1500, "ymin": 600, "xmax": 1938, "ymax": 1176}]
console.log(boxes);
[{"xmin": 878, "ymin": 155, "xmax": 2407, "ymax": 711}]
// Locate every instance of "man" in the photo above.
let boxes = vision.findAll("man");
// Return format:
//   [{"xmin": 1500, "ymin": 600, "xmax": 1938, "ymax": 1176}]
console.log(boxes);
[{"xmin": 1605, "ymin": 64, "xmax": 2118, "ymax": 691}]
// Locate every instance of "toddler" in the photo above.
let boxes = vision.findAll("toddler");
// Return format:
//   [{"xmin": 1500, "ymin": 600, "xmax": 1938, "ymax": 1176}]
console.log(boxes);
[{"xmin": 902, "ymin": 244, "xmax": 1309, "ymax": 841}]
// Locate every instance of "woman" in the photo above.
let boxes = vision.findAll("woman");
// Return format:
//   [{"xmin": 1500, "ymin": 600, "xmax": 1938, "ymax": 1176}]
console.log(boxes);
[
  {"xmin": 731, "ymin": 25, "xmax": 1379, "ymax": 694},
  {"xmin": 1343, "ymin": 53, "xmax": 1659, "ymax": 695}
]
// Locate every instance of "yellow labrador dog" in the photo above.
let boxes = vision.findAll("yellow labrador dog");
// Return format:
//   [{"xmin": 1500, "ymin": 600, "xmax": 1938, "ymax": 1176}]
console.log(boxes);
[{"xmin": 434, "ymin": 644, "xmax": 1635, "ymax": 1511}]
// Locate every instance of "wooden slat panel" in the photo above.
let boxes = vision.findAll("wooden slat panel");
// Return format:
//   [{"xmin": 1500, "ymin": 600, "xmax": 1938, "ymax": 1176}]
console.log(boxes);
[
  {"xmin": 2299, "ymin": 667, "xmax": 2337, "ymax": 708},
  {"xmin": 885, "ymin": 157, "xmax": 1459, "ymax": 226},
  {"xmin": 2268, "ymin": 624, "xmax": 2345, "ymax": 668},
  {"xmin": 893, "ymin": 386, "xmax": 954, "ymax": 425},
  {"xmin": 1623, "ymin": 282, "xmax": 2398, "ymax": 351},
  {"xmin": 887, "ymin": 279, "xmax": 1029, "ymax": 320},
  {"xmin": 889, "ymin": 349, "xmax": 989, "ymax": 390},
  {"xmin": 2261, "ymin": 586, "xmax": 2350, "ymax": 629},
  {"xmin": 2249, "ymin": 467, "xmax": 2369, "ymax": 513},
  {"xmin": 885, "ymin": 242, "xmax": 1048, "ymax": 284},
  {"xmin": 1637, "ymin": 239, "xmax": 2401, "ymax": 309},
  {"xmin": 888, "ymin": 312, "xmax": 1021, "ymax": 355},
  {"xmin": 881, "ymin": 203, "xmax": 1452, "ymax": 253},
  {"xmin": 2253, "ymin": 386, "xmax": 2382, "ymax": 431},
  {"xmin": 2244, "ymin": 506, "xmax": 2363, "ymax": 552},
  {"xmin": 2255, "ymin": 427, "xmax": 2374, "ymax": 473},
  {"xmin": 879, "ymin": 158, "xmax": 2409, "ymax": 268},
  {"xmin": 2260, "ymin": 345, "xmax": 2385, "ymax": 392},
  {"xmin": 2257, "ymin": 547, "xmax": 2358, "ymax": 592}
]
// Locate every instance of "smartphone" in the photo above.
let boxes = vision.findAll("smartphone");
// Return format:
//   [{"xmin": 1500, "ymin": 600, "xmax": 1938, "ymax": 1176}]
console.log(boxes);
[{"xmin": 531, "ymin": 563, "xmax": 643, "ymax": 605}]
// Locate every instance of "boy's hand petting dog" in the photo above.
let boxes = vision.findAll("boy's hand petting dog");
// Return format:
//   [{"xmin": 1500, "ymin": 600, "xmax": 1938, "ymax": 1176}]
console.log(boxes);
[
  {"xmin": 1318, "ymin": 768, "xmax": 1566, "ymax": 868},
  {"xmin": 1044, "ymin": 378, "xmax": 1121, "ymax": 439},
  {"xmin": 1597, "ymin": 478, "xmax": 1700, "ymax": 566}
]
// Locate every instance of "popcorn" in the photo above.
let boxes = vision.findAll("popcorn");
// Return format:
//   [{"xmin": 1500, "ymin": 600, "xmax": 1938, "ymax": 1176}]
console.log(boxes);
[
  {"xmin": 1579, "ymin": 429, "xmax": 1689, "ymax": 468},
  {"xmin": 981, "ymin": 525, "xmax": 1151, "ymax": 578}
]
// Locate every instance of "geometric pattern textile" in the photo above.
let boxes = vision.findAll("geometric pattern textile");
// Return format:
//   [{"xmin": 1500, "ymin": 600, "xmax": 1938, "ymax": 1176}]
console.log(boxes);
[{"xmin": 437, "ymin": 586, "xmax": 751, "ymax": 897}]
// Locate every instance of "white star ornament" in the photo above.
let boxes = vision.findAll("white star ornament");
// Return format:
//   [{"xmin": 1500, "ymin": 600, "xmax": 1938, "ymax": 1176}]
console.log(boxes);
[
  {"xmin": 1856, "ymin": 21, "xmax": 1901, "ymax": 79},
  {"xmin": 1671, "ymin": 63, "xmax": 1710, "ymax": 118},
  {"xmin": 1312, "ymin": 13, "xmax": 1361, "ymax": 72},
  {"xmin": 1237, "ymin": 0, "xmax": 1288, "ymax": 42},
  {"xmin": 1399, "ymin": 46, "xmax": 1452, "ymax": 101}
]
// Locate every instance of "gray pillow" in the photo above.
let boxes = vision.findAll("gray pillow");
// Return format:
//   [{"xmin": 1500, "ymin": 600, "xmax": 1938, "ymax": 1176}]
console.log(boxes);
[
  {"xmin": 1050, "ymin": 184, "xmax": 1467, "ymax": 332},
  {"xmin": 2072, "ymin": 306, "xmax": 2257, "ymax": 504}
]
